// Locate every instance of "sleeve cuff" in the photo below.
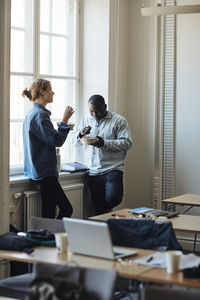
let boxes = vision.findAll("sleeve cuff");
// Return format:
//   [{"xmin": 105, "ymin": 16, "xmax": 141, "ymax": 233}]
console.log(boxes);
[{"xmin": 59, "ymin": 122, "xmax": 70, "ymax": 129}]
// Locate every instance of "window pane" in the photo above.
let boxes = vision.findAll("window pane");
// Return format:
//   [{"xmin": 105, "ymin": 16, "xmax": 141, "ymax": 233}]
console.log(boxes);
[
  {"xmin": 10, "ymin": 122, "xmax": 24, "ymax": 166},
  {"xmin": 52, "ymin": 37, "xmax": 67, "ymax": 76},
  {"xmin": 52, "ymin": 0, "xmax": 66, "ymax": 35},
  {"xmin": 11, "ymin": 30, "xmax": 25, "ymax": 72},
  {"xmin": 46, "ymin": 78, "xmax": 76, "ymax": 164},
  {"xmin": 40, "ymin": 0, "xmax": 50, "ymax": 32},
  {"xmin": 40, "ymin": 34, "xmax": 50, "ymax": 74},
  {"xmin": 40, "ymin": 0, "xmax": 76, "ymax": 76},
  {"xmin": 47, "ymin": 79, "xmax": 75, "ymax": 123},
  {"xmin": 11, "ymin": 0, "xmax": 33, "ymax": 73},
  {"xmin": 10, "ymin": 76, "xmax": 33, "ymax": 119},
  {"xmin": 61, "ymin": 130, "xmax": 75, "ymax": 163},
  {"xmin": 11, "ymin": 0, "xmax": 25, "ymax": 28},
  {"xmin": 10, "ymin": 76, "xmax": 33, "ymax": 168}
]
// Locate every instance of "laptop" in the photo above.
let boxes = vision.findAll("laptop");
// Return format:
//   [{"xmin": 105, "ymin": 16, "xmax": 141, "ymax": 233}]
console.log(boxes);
[{"xmin": 62, "ymin": 218, "xmax": 137, "ymax": 260}]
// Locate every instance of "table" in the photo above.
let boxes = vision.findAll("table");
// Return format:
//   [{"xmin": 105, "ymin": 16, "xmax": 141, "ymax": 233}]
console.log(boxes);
[
  {"xmin": 0, "ymin": 247, "xmax": 200, "ymax": 289},
  {"xmin": 162, "ymin": 194, "xmax": 200, "ymax": 208},
  {"xmin": 162, "ymin": 194, "xmax": 200, "ymax": 215},
  {"xmin": 162, "ymin": 194, "xmax": 200, "ymax": 250},
  {"xmin": 0, "ymin": 247, "xmax": 154, "ymax": 279},
  {"xmin": 89, "ymin": 208, "xmax": 200, "ymax": 233},
  {"xmin": 89, "ymin": 208, "xmax": 200, "ymax": 252}
]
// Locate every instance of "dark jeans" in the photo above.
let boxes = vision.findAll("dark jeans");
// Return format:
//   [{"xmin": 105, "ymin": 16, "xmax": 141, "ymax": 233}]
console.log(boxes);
[
  {"xmin": 35, "ymin": 177, "xmax": 73, "ymax": 219},
  {"xmin": 88, "ymin": 170, "xmax": 123, "ymax": 215}
]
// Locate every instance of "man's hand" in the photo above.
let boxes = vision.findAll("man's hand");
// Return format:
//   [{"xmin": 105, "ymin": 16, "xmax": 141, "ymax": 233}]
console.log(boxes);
[
  {"xmin": 78, "ymin": 126, "xmax": 91, "ymax": 138},
  {"xmin": 93, "ymin": 136, "xmax": 104, "ymax": 148}
]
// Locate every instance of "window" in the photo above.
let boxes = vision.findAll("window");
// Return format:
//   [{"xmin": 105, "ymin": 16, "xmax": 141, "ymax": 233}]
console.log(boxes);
[{"xmin": 10, "ymin": 0, "xmax": 80, "ymax": 174}]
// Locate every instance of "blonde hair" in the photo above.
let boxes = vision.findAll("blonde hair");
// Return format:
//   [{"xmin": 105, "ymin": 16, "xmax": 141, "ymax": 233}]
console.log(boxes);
[{"xmin": 22, "ymin": 78, "xmax": 51, "ymax": 101}]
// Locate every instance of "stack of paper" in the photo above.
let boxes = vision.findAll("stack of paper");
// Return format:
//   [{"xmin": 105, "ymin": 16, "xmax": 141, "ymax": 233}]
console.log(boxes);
[
  {"xmin": 61, "ymin": 161, "xmax": 88, "ymax": 173},
  {"xmin": 133, "ymin": 252, "xmax": 200, "ymax": 270}
]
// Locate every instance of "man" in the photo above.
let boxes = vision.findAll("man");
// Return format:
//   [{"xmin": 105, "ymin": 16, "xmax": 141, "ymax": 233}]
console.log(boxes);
[{"xmin": 75, "ymin": 95, "xmax": 132, "ymax": 215}]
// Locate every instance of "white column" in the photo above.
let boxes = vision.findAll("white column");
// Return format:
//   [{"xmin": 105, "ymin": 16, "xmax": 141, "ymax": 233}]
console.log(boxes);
[{"xmin": 0, "ymin": 0, "xmax": 11, "ymax": 234}]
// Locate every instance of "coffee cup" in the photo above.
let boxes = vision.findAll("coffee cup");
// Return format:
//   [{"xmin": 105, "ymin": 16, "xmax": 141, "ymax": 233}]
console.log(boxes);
[
  {"xmin": 54, "ymin": 232, "xmax": 68, "ymax": 253},
  {"xmin": 165, "ymin": 250, "xmax": 182, "ymax": 273}
]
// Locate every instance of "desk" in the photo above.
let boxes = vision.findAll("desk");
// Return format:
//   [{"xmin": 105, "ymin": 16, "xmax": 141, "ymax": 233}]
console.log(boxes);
[
  {"xmin": 0, "ymin": 247, "xmax": 153, "ymax": 279},
  {"xmin": 162, "ymin": 194, "xmax": 200, "ymax": 216},
  {"xmin": 138, "ymin": 268, "xmax": 200, "ymax": 289},
  {"xmin": 89, "ymin": 208, "xmax": 200, "ymax": 233},
  {"xmin": 162, "ymin": 194, "xmax": 200, "ymax": 208},
  {"xmin": 89, "ymin": 208, "xmax": 200, "ymax": 252},
  {"xmin": 0, "ymin": 247, "xmax": 200, "ymax": 289}
]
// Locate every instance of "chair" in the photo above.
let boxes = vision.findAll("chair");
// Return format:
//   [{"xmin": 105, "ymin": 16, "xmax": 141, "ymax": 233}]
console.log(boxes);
[
  {"xmin": 28, "ymin": 262, "xmax": 117, "ymax": 300},
  {"xmin": 0, "ymin": 216, "xmax": 64, "ymax": 299},
  {"xmin": 140, "ymin": 285, "xmax": 200, "ymax": 300},
  {"xmin": 28, "ymin": 216, "xmax": 65, "ymax": 233}
]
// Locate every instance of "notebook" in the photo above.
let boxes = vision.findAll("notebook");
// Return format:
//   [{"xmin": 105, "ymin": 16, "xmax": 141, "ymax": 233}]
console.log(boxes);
[
  {"xmin": 61, "ymin": 161, "xmax": 88, "ymax": 173},
  {"xmin": 128, "ymin": 207, "xmax": 179, "ymax": 218},
  {"xmin": 62, "ymin": 218, "xmax": 137, "ymax": 260}
]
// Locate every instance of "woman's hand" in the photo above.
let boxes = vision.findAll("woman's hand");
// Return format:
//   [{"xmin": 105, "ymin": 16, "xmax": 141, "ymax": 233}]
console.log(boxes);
[{"xmin": 62, "ymin": 106, "xmax": 74, "ymax": 125}]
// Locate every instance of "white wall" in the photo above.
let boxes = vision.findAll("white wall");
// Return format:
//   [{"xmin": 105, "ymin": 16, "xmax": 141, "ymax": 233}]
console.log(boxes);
[
  {"xmin": 176, "ymin": 5, "xmax": 200, "ymax": 196},
  {"xmin": 125, "ymin": 0, "xmax": 156, "ymax": 208},
  {"xmin": 82, "ymin": 0, "xmax": 109, "ymax": 115},
  {"xmin": 176, "ymin": 1, "xmax": 200, "ymax": 224}
]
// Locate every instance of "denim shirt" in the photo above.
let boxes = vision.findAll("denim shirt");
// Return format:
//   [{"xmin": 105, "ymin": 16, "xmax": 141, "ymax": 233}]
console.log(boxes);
[
  {"xmin": 74, "ymin": 111, "xmax": 132, "ymax": 175},
  {"xmin": 23, "ymin": 102, "xmax": 70, "ymax": 180}
]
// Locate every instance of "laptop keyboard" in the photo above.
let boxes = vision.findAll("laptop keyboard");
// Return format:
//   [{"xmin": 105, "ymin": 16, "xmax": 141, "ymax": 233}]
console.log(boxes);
[{"xmin": 114, "ymin": 251, "xmax": 123, "ymax": 256}]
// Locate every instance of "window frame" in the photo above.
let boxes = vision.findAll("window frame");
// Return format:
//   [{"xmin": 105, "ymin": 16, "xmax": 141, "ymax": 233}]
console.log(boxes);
[{"xmin": 10, "ymin": 0, "xmax": 81, "ymax": 175}]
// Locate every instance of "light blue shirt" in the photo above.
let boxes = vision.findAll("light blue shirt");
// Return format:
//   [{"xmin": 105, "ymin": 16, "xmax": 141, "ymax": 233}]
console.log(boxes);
[
  {"xmin": 23, "ymin": 102, "xmax": 70, "ymax": 180},
  {"xmin": 74, "ymin": 111, "xmax": 132, "ymax": 175}
]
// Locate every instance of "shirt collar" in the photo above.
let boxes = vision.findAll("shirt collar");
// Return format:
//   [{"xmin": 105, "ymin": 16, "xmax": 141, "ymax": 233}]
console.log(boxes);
[
  {"xmin": 33, "ymin": 102, "xmax": 51, "ymax": 116},
  {"xmin": 91, "ymin": 111, "xmax": 112, "ymax": 124}
]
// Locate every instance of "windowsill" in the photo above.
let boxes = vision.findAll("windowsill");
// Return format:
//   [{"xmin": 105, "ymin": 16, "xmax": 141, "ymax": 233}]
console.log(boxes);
[{"xmin": 10, "ymin": 171, "xmax": 88, "ymax": 186}]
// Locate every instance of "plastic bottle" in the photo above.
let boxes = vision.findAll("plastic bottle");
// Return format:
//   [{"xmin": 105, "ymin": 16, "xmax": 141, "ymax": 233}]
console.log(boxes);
[{"xmin": 56, "ymin": 148, "xmax": 61, "ymax": 173}]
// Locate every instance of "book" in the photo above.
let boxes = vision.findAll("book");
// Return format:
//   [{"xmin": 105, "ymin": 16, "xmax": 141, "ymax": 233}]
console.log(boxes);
[
  {"xmin": 61, "ymin": 161, "xmax": 88, "ymax": 173},
  {"xmin": 128, "ymin": 207, "xmax": 153, "ymax": 214},
  {"xmin": 128, "ymin": 207, "xmax": 170, "ymax": 217}
]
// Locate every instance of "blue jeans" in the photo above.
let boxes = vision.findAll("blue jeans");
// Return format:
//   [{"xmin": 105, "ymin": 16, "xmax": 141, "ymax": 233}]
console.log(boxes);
[{"xmin": 88, "ymin": 170, "xmax": 123, "ymax": 215}]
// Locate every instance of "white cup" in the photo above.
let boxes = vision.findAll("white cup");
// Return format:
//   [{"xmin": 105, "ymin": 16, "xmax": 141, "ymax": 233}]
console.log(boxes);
[
  {"xmin": 165, "ymin": 250, "xmax": 182, "ymax": 273},
  {"xmin": 54, "ymin": 233, "xmax": 68, "ymax": 253}
]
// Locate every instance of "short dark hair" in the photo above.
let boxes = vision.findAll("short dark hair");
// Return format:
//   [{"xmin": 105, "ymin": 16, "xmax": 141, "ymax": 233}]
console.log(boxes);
[{"xmin": 88, "ymin": 95, "xmax": 105, "ymax": 106}]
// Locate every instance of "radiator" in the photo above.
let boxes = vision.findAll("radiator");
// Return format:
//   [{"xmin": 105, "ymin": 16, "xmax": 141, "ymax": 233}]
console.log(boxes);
[
  {"xmin": 24, "ymin": 190, "xmax": 42, "ymax": 231},
  {"xmin": 62, "ymin": 183, "xmax": 84, "ymax": 219},
  {"xmin": 24, "ymin": 183, "xmax": 84, "ymax": 230}
]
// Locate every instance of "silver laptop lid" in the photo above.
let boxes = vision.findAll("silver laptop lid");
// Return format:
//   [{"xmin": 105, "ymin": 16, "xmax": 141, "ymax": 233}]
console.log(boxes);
[
  {"xmin": 62, "ymin": 218, "xmax": 137, "ymax": 260},
  {"xmin": 63, "ymin": 218, "xmax": 115, "ymax": 259}
]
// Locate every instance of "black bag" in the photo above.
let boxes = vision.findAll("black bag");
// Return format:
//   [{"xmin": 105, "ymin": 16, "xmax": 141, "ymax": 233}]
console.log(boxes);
[
  {"xmin": 0, "ymin": 230, "xmax": 55, "ymax": 254},
  {"xmin": 25, "ymin": 230, "xmax": 55, "ymax": 246}
]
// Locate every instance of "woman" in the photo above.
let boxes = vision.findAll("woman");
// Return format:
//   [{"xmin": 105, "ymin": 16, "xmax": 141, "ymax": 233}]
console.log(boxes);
[{"xmin": 22, "ymin": 78, "xmax": 74, "ymax": 219}]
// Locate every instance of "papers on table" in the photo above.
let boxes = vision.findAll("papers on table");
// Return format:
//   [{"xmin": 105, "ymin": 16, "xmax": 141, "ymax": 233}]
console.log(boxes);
[{"xmin": 133, "ymin": 252, "xmax": 200, "ymax": 270}]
